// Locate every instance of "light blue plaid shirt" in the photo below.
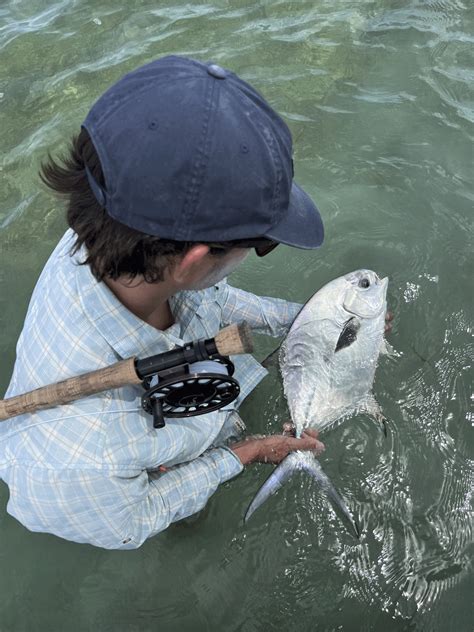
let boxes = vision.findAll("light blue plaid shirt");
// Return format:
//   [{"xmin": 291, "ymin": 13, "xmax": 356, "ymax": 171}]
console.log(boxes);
[{"xmin": 1, "ymin": 230, "xmax": 301, "ymax": 549}]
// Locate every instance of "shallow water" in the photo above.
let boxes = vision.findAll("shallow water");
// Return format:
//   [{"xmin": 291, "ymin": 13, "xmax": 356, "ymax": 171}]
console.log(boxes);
[{"xmin": 0, "ymin": 1, "xmax": 473, "ymax": 630}]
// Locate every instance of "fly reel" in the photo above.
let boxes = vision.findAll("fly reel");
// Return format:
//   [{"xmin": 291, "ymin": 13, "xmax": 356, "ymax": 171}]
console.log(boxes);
[
  {"xmin": 0, "ymin": 322, "xmax": 252, "ymax": 423},
  {"xmin": 141, "ymin": 356, "xmax": 240, "ymax": 428}
]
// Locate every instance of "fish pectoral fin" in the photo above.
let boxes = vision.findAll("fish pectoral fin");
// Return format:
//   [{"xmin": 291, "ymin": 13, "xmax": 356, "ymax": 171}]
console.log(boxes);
[
  {"xmin": 335, "ymin": 317, "xmax": 361, "ymax": 352},
  {"xmin": 244, "ymin": 452, "xmax": 301, "ymax": 522},
  {"xmin": 362, "ymin": 394, "xmax": 388, "ymax": 437}
]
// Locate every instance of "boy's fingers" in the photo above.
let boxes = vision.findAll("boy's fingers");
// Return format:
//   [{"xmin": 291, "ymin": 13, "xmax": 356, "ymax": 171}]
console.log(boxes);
[
  {"xmin": 302, "ymin": 428, "xmax": 319, "ymax": 439},
  {"xmin": 385, "ymin": 310, "xmax": 394, "ymax": 334},
  {"xmin": 298, "ymin": 430, "xmax": 325, "ymax": 454}
]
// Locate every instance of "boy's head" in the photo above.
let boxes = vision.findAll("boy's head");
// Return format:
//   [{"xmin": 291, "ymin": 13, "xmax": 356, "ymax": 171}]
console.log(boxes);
[{"xmin": 41, "ymin": 56, "xmax": 324, "ymax": 285}]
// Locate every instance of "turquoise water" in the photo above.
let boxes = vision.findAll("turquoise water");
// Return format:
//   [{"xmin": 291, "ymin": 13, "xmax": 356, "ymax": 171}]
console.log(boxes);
[{"xmin": 1, "ymin": 1, "xmax": 473, "ymax": 630}]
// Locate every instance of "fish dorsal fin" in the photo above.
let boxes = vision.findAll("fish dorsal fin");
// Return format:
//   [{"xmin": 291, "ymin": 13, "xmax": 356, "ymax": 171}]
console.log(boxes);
[
  {"xmin": 261, "ymin": 345, "xmax": 281, "ymax": 369},
  {"xmin": 335, "ymin": 317, "xmax": 360, "ymax": 352}
]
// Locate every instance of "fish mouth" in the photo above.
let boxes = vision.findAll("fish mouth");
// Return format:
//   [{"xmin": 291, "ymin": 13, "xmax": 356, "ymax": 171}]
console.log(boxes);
[
  {"xmin": 371, "ymin": 273, "xmax": 388, "ymax": 296},
  {"xmin": 343, "ymin": 273, "xmax": 389, "ymax": 319}
]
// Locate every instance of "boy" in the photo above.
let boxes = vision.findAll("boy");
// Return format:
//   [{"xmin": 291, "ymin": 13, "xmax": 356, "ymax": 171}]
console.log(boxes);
[{"xmin": 1, "ymin": 56, "xmax": 324, "ymax": 549}]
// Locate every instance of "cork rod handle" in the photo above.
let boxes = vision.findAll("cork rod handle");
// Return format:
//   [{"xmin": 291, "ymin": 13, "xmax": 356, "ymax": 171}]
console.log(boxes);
[
  {"xmin": 0, "ymin": 357, "xmax": 140, "ymax": 421},
  {"xmin": 214, "ymin": 322, "xmax": 253, "ymax": 356}
]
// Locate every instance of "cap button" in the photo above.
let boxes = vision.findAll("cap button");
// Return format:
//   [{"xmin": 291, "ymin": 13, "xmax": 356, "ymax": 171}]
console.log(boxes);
[{"xmin": 207, "ymin": 64, "xmax": 227, "ymax": 80}]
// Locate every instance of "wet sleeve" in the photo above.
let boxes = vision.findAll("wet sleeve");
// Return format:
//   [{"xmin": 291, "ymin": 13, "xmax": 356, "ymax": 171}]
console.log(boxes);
[
  {"xmin": 131, "ymin": 447, "xmax": 243, "ymax": 544},
  {"xmin": 219, "ymin": 283, "xmax": 303, "ymax": 337}
]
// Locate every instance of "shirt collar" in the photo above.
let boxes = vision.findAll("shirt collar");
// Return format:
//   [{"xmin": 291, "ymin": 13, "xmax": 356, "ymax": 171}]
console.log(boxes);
[
  {"xmin": 73, "ymin": 247, "xmax": 204, "ymax": 359},
  {"xmin": 169, "ymin": 289, "xmax": 204, "ymax": 333}
]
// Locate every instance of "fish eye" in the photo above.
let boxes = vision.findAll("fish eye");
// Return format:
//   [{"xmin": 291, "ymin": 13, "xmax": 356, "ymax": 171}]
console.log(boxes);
[{"xmin": 359, "ymin": 278, "xmax": 370, "ymax": 289}]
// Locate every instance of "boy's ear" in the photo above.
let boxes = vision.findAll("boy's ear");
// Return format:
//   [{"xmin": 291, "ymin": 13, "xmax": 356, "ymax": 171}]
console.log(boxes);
[{"xmin": 171, "ymin": 244, "xmax": 211, "ymax": 284}]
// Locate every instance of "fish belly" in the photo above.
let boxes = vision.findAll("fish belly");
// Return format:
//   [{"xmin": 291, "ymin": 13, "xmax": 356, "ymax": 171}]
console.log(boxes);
[{"xmin": 282, "ymin": 330, "xmax": 382, "ymax": 435}]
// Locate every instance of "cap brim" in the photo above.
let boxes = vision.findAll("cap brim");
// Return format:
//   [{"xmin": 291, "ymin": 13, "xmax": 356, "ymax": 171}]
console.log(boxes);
[{"xmin": 264, "ymin": 182, "xmax": 324, "ymax": 249}]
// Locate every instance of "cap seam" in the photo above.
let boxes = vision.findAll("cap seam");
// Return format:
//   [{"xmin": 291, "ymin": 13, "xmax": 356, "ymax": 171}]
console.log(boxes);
[
  {"xmin": 227, "ymin": 81, "xmax": 285, "ymax": 228},
  {"xmin": 256, "ymin": 119, "xmax": 283, "ymax": 223},
  {"xmin": 175, "ymin": 77, "xmax": 219, "ymax": 240}
]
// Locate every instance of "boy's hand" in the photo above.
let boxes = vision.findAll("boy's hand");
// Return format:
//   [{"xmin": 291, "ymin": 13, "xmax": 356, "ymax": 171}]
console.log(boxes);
[{"xmin": 230, "ymin": 429, "xmax": 324, "ymax": 466}]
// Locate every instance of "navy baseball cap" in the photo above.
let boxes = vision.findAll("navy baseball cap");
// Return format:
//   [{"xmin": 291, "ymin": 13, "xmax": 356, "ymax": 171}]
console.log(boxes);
[{"xmin": 82, "ymin": 55, "xmax": 324, "ymax": 249}]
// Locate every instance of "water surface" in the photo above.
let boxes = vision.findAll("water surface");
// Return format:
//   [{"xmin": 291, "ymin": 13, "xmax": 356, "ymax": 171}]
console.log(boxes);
[{"xmin": 0, "ymin": 1, "xmax": 473, "ymax": 630}]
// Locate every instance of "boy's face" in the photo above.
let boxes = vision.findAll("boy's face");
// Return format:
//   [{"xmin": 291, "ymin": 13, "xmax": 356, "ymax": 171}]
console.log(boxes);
[{"xmin": 185, "ymin": 247, "xmax": 251, "ymax": 290}]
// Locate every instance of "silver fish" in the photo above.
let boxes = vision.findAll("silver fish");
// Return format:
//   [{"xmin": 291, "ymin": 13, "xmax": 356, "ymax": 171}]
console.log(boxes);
[{"xmin": 245, "ymin": 269, "xmax": 390, "ymax": 536}]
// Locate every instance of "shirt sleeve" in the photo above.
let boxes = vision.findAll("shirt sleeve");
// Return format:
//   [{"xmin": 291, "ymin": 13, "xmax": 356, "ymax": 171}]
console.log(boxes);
[
  {"xmin": 128, "ymin": 446, "xmax": 243, "ymax": 546},
  {"xmin": 218, "ymin": 283, "xmax": 303, "ymax": 337}
]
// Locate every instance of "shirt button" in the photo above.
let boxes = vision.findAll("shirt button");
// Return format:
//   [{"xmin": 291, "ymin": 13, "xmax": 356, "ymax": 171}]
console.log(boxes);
[{"xmin": 207, "ymin": 64, "xmax": 227, "ymax": 79}]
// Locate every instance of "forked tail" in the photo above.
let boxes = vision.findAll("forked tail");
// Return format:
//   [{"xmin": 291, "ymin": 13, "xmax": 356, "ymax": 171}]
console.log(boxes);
[{"xmin": 244, "ymin": 451, "xmax": 360, "ymax": 538}]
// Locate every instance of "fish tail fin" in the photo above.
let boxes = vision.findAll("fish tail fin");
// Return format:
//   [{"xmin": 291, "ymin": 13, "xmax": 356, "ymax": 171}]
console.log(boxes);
[
  {"xmin": 244, "ymin": 452, "xmax": 360, "ymax": 539},
  {"xmin": 244, "ymin": 452, "xmax": 301, "ymax": 523},
  {"xmin": 307, "ymin": 458, "xmax": 360, "ymax": 539}
]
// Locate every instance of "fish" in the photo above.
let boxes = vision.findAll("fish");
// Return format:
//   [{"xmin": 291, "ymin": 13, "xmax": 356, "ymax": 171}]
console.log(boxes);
[{"xmin": 244, "ymin": 269, "xmax": 390, "ymax": 536}]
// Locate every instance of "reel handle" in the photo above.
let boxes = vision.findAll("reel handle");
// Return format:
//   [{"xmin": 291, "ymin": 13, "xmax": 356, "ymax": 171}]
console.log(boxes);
[
  {"xmin": 151, "ymin": 398, "xmax": 166, "ymax": 429},
  {"xmin": 0, "ymin": 322, "xmax": 253, "ymax": 421}
]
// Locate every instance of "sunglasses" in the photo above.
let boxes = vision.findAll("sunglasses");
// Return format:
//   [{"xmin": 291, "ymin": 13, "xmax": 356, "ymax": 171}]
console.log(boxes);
[{"xmin": 206, "ymin": 239, "xmax": 279, "ymax": 258}]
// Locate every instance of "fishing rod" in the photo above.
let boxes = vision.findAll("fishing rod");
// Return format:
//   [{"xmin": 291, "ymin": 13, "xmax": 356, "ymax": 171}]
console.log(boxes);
[{"xmin": 0, "ymin": 322, "xmax": 253, "ymax": 428}]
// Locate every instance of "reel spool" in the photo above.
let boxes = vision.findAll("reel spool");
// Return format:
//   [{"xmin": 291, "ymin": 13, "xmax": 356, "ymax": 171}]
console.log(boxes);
[{"xmin": 141, "ymin": 356, "xmax": 240, "ymax": 428}]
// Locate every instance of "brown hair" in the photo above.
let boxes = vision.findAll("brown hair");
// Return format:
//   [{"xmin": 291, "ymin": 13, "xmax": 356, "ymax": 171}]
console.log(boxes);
[{"xmin": 40, "ymin": 128, "xmax": 240, "ymax": 283}]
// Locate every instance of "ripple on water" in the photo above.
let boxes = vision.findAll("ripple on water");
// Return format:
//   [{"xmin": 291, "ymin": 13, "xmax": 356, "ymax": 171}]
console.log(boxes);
[
  {"xmin": 1, "ymin": 0, "xmax": 473, "ymax": 628},
  {"xmin": 324, "ymin": 305, "xmax": 473, "ymax": 618}
]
